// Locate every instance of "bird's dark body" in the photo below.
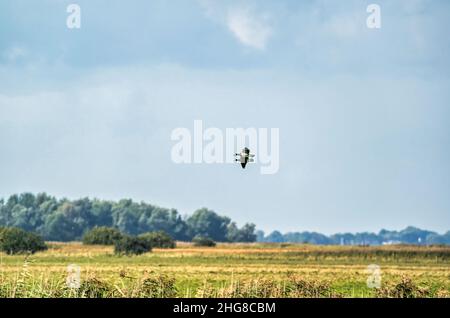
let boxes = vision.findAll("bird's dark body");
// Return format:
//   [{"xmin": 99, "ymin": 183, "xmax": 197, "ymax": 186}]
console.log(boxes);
[{"xmin": 241, "ymin": 147, "xmax": 250, "ymax": 169}]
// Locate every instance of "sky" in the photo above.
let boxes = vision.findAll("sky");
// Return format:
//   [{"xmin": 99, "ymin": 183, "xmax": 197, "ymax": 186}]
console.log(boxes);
[{"xmin": 0, "ymin": 0, "xmax": 449, "ymax": 235}]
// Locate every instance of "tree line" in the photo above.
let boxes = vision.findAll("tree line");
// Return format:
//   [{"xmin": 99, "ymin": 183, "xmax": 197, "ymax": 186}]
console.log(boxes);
[
  {"xmin": 0, "ymin": 193, "xmax": 257, "ymax": 243},
  {"xmin": 257, "ymin": 226, "xmax": 450, "ymax": 245}
]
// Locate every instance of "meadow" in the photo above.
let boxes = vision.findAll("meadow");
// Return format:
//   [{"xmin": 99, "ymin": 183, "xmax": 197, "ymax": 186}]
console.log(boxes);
[{"xmin": 0, "ymin": 242, "xmax": 449, "ymax": 298}]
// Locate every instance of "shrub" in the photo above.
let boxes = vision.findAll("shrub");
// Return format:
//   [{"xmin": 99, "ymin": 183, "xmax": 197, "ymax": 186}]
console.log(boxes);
[
  {"xmin": 192, "ymin": 236, "xmax": 216, "ymax": 247},
  {"xmin": 288, "ymin": 276, "xmax": 339, "ymax": 298},
  {"xmin": 138, "ymin": 275, "xmax": 177, "ymax": 298},
  {"xmin": 376, "ymin": 276, "xmax": 430, "ymax": 298},
  {"xmin": 82, "ymin": 227, "xmax": 123, "ymax": 245},
  {"xmin": 114, "ymin": 235, "xmax": 152, "ymax": 255},
  {"xmin": 138, "ymin": 231, "xmax": 176, "ymax": 249},
  {"xmin": 0, "ymin": 227, "xmax": 47, "ymax": 255},
  {"xmin": 77, "ymin": 277, "xmax": 115, "ymax": 298}
]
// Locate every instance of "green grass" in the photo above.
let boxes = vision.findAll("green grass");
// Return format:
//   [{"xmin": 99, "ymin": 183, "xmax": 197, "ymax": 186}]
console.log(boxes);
[{"xmin": 0, "ymin": 242, "xmax": 449, "ymax": 298}]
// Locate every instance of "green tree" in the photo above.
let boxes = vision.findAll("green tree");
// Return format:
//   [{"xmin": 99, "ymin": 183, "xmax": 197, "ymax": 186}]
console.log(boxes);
[
  {"xmin": 227, "ymin": 223, "xmax": 257, "ymax": 242},
  {"xmin": 0, "ymin": 227, "xmax": 47, "ymax": 255},
  {"xmin": 264, "ymin": 231, "xmax": 285, "ymax": 243},
  {"xmin": 139, "ymin": 231, "xmax": 176, "ymax": 248},
  {"xmin": 91, "ymin": 200, "xmax": 114, "ymax": 227},
  {"xmin": 186, "ymin": 208, "xmax": 231, "ymax": 242},
  {"xmin": 43, "ymin": 202, "xmax": 87, "ymax": 241},
  {"xmin": 83, "ymin": 227, "xmax": 123, "ymax": 245},
  {"xmin": 192, "ymin": 236, "xmax": 216, "ymax": 247},
  {"xmin": 114, "ymin": 235, "xmax": 152, "ymax": 255},
  {"xmin": 112, "ymin": 200, "xmax": 140, "ymax": 235}
]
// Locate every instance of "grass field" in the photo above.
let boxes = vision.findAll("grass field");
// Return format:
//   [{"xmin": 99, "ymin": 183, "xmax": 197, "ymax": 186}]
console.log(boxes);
[{"xmin": 0, "ymin": 242, "xmax": 449, "ymax": 298}]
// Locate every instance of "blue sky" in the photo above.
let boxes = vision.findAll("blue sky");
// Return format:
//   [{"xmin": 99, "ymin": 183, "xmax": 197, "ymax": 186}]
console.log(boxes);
[{"xmin": 0, "ymin": 0, "xmax": 449, "ymax": 234}]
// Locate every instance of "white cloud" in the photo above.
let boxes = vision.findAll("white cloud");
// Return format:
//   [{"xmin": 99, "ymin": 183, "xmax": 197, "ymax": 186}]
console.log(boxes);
[
  {"xmin": 226, "ymin": 7, "xmax": 273, "ymax": 50},
  {"xmin": 198, "ymin": 1, "xmax": 273, "ymax": 50},
  {"xmin": 3, "ymin": 46, "xmax": 27, "ymax": 62}
]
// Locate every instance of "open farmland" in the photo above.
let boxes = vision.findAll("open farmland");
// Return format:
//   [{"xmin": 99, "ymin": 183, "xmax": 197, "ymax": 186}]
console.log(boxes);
[{"xmin": 0, "ymin": 243, "xmax": 449, "ymax": 298}]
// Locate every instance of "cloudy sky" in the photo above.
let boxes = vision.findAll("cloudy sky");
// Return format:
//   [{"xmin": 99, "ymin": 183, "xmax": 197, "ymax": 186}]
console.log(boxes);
[{"xmin": 0, "ymin": 0, "xmax": 449, "ymax": 234}]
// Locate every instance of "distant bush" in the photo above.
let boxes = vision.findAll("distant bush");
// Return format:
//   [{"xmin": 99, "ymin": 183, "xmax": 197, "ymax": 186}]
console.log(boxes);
[
  {"xmin": 139, "ymin": 231, "xmax": 176, "ymax": 249},
  {"xmin": 138, "ymin": 275, "xmax": 177, "ymax": 298},
  {"xmin": 77, "ymin": 277, "xmax": 115, "ymax": 298},
  {"xmin": 192, "ymin": 236, "xmax": 216, "ymax": 247},
  {"xmin": 83, "ymin": 227, "xmax": 123, "ymax": 245},
  {"xmin": 114, "ymin": 235, "xmax": 152, "ymax": 255},
  {"xmin": 0, "ymin": 227, "xmax": 47, "ymax": 255},
  {"xmin": 376, "ymin": 276, "xmax": 431, "ymax": 298}
]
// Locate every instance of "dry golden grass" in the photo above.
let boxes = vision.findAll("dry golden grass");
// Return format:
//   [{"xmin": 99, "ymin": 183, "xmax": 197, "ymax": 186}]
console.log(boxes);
[{"xmin": 0, "ymin": 242, "xmax": 449, "ymax": 298}]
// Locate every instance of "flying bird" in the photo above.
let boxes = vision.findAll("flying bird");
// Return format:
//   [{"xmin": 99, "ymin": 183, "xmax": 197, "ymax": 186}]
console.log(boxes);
[{"xmin": 234, "ymin": 147, "xmax": 255, "ymax": 169}]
